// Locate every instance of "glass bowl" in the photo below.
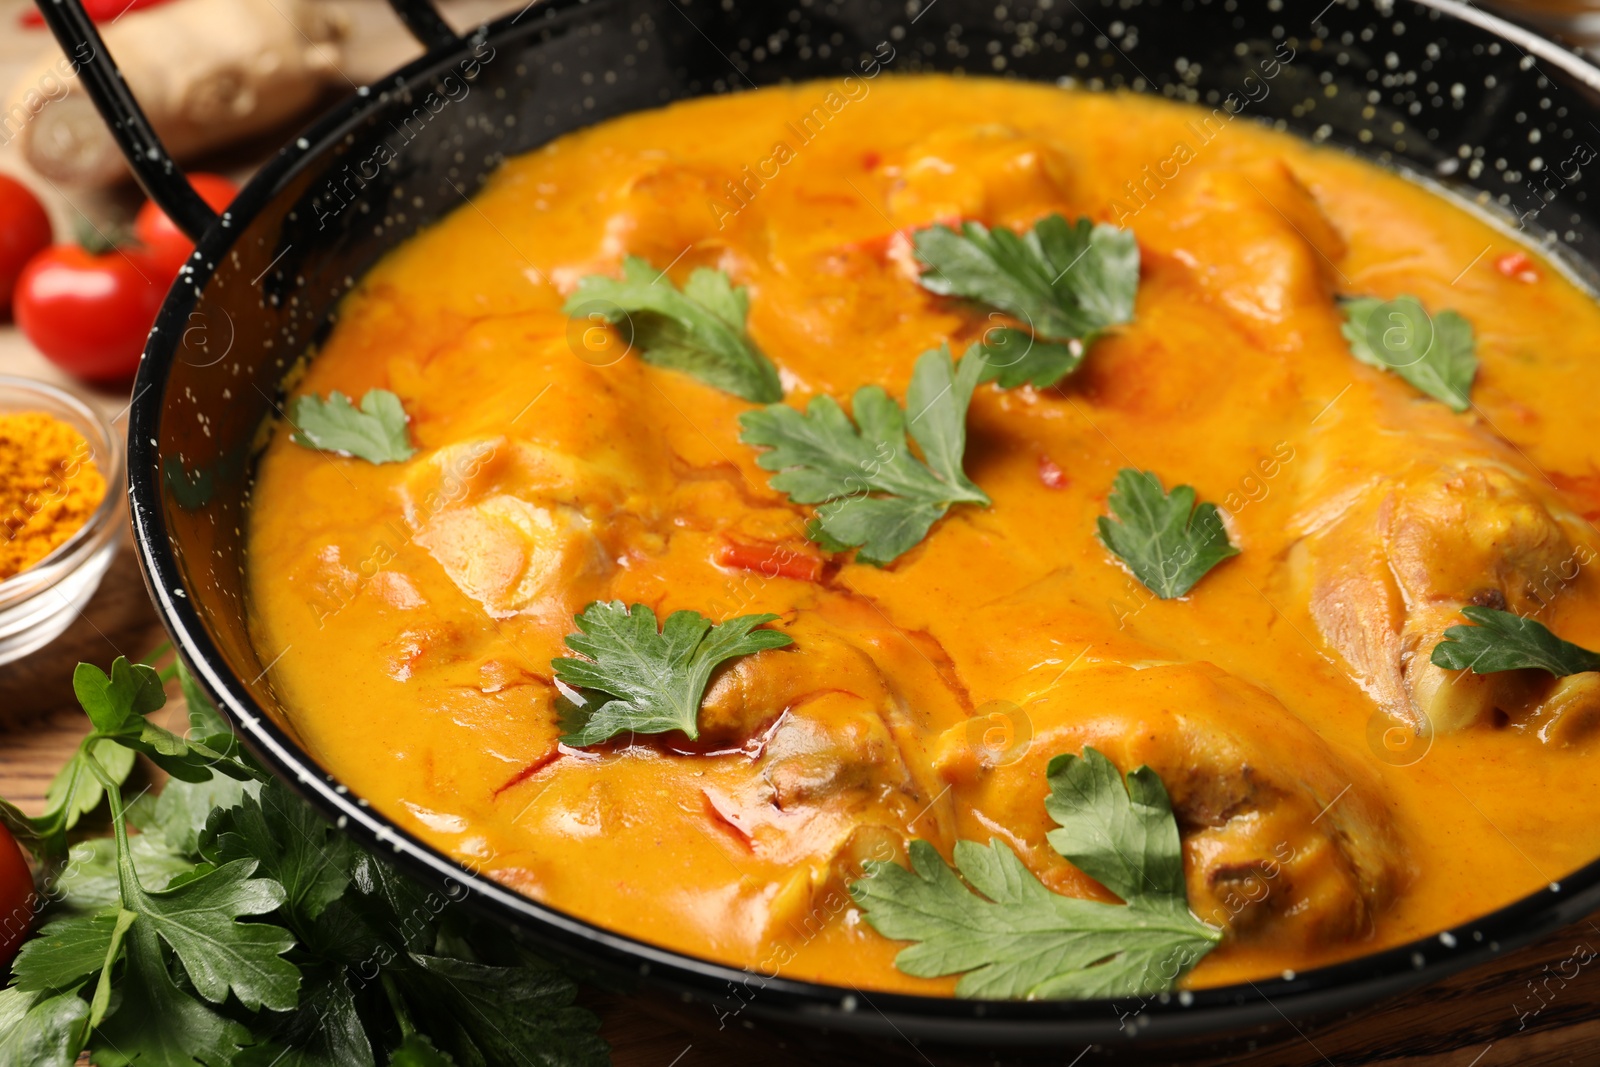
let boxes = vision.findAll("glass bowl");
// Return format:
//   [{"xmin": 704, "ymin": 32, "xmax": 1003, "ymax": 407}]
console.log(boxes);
[{"xmin": 0, "ymin": 375, "xmax": 126, "ymax": 667}]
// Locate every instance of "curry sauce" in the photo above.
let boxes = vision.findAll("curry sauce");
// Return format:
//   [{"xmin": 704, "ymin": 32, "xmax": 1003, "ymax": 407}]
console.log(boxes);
[{"xmin": 246, "ymin": 76, "xmax": 1600, "ymax": 994}]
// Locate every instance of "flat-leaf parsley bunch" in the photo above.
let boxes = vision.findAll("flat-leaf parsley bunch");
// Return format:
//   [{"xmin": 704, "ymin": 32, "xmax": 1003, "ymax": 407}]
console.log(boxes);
[{"xmin": 0, "ymin": 651, "xmax": 609, "ymax": 1067}]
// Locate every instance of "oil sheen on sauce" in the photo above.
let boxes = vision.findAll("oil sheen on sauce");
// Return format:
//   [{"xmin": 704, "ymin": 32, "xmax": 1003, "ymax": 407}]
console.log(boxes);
[{"xmin": 246, "ymin": 76, "xmax": 1600, "ymax": 995}]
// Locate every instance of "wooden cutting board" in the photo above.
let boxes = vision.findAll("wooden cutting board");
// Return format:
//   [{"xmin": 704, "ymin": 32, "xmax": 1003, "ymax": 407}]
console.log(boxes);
[{"xmin": 4, "ymin": 1, "xmax": 1600, "ymax": 1062}]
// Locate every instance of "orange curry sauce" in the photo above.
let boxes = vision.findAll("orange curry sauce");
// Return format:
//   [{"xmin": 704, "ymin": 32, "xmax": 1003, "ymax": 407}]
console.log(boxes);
[{"xmin": 247, "ymin": 77, "xmax": 1600, "ymax": 994}]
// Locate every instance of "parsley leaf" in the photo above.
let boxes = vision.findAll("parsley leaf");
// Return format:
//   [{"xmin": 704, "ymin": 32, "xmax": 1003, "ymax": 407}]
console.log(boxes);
[
  {"xmin": 554, "ymin": 601, "xmax": 792, "ymax": 746},
  {"xmin": 92, "ymin": 919, "xmax": 254, "ymax": 1067},
  {"xmin": 1044, "ymin": 748, "xmax": 1190, "ymax": 912},
  {"xmin": 232, "ymin": 966, "xmax": 375, "ymax": 1067},
  {"xmin": 740, "ymin": 346, "xmax": 991, "ymax": 565},
  {"xmin": 11, "ymin": 913, "xmax": 122, "ymax": 994},
  {"xmin": 850, "ymin": 748, "xmax": 1219, "ymax": 999},
  {"xmin": 137, "ymin": 773, "xmax": 254, "ymax": 857},
  {"xmin": 395, "ymin": 954, "xmax": 610, "ymax": 1067},
  {"xmin": 563, "ymin": 256, "xmax": 783, "ymax": 402},
  {"xmin": 1340, "ymin": 296, "xmax": 1477, "ymax": 412},
  {"xmin": 904, "ymin": 347, "xmax": 989, "ymax": 498},
  {"xmin": 1431, "ymin": 606, "xmax": 1600, "ymax": 676},
  {"xmin": 971, "ymin": 332, "xmax": 1087, "ymax": 391},
  {"xmin": 67, "ymin": 659, "xmax": 258, "ymax": 785},
  {"xmin": 389, "ymin": 1034, "xmax": 456, "ymax": 1066},
  {"xmin": 132, "ymin": 858, "xmax": 300, "ymax": 1012},
  {"xmin": 175, "ymin": 657, "xmax": 230, "ymax": 739},
  {"xmin": 1097, "ymin": 469, "xmax": 1238, "ymax": 599},
  {"xmin": 291, "ymin": 389, "xmax": 417, "ymax": 463},
  {"xmin": 345, "ymin": 852, "xmax": 438, "ymax": 954},
  {"xmin": 72, "ymin": 658, "xmax": 165, "ymax": 735},
  {"xmin": 0, "ymin": 987, "xmax": 89, "ymax": 1067},
  {"xmin": 205, "ymin": 778, "xmax": 356, "ymax": 928},
  {"xmin": 171, "ymin": 657, "xmax": 252, "ymax": 776},
  {"xmin": 914, "ymin": 215, "xmax": 1139, "ymax": 388}
]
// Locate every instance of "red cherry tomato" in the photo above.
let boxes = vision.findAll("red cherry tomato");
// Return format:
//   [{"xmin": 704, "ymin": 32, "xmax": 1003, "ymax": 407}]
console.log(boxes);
[
  {"xmin": 134, "ymin": 174, "xmax": 238, "ymax": 280},
  {"xmin": 0, "ymin": 174, "xmax": 52, "ymax": 321},
  {"xmin": 0, "ymin": 823, "xmax": 33, "ymax": 968},
  {"xmin": 19, "ymin": 0, "xmax": 173, "ymax": 28},
  {"xmin": 14, "ymin": 244, "xmax": 166, "ymax": 383}
]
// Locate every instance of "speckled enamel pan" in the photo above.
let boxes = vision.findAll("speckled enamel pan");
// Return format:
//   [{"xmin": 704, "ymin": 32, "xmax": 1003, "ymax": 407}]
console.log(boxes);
[{"xmin": 38, "ymin": 0, "xmax": 1600, "ymax": 1054}]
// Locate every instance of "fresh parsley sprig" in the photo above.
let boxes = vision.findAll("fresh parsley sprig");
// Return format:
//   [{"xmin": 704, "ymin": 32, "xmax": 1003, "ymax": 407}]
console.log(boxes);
[
  {"xmin": 1340, "ymin": 296, "xmax": 1477, "ymax": 412},
  {"xmin": 563, "ymin": 257, "xmax": 783, "ymax": 402},
  {"xmin": 1431, "ymin": 605, "xmax": 1600, "ymax": 676},
  {"xmin": 850, "ymin": 748, "xmax": 1220, "ymax": 999},
  {"xmin": 1097, "ymin": 469, "xmax": 1238, "ymax": 599},
  {"xmin": 1, "ymin": 656, "xmax": 609, "ymax": 1067},
  {"xmin": 1, "ymin": 656, "xmax": 286, "ymax": 1065},
  {"xmin": 292, "ymin": 389, "xmax": 417, "ymax": 464},
  {"xmin": 913, "ymin": 215, "xmax": 1139, "ymax": 388},
  {"xmin": 0, "ymin": 656, "xmax": 256, "ymax": 864},
  {"xmin": 555, "ymin": 601, "xmax": 794, "ymax": 747},
  {"xmin": 739, "ymin": 346, "xmax": 991, "ymax": 566}
]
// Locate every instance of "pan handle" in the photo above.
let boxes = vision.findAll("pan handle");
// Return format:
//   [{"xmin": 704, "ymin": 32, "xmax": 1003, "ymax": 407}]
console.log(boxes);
[
  {"xmin": 32, "ymin": 0, "xmax": 219, "ymax": 243},
  {"xmin": 32, "ymin": 0, "xmax": 462, "ymax": 245},
  {"xmin": 387, "ymin": 0, "xmax": 463, "ymax": 50}
]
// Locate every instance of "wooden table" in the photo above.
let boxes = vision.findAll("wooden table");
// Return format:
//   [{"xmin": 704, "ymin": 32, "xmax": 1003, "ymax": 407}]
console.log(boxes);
[{"xmin": 6, "ymin": 2, "xmax": 1600, "ymax": 1064}]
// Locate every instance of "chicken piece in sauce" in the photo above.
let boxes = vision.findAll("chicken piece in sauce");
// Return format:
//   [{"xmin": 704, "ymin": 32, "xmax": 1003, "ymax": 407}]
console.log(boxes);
[
  {"xmin": 934, "ymin": 663, "xmax": 1407, "ymax": 954},
  {"xmin": 1294, "ymin": 460, "xmax": 1598, "ymax": 734},
  {"xmin": 1170, "ymin": 158, "xmax": 1600, "ymax": 739}
]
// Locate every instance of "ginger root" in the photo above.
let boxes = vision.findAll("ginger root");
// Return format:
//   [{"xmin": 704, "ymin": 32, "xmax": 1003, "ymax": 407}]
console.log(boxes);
[{"xmin": 3, "ymin": 0, "xmax": 347, "ymax": 187}]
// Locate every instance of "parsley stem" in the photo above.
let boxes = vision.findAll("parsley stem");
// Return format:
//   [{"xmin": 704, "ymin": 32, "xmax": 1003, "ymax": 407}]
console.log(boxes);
[
  {"xmin": 139, "ymin": 640, "xmax": 173, "ymax": 667},
  {"xmin": 25, "ymin": 735, "xmax": 95, "ymax": 846},
  {"xmin": 83, "ymin": 910, "xmax": 137, "ymax": 1036},
  {"xmin": 0, "ymin": 796, "xmax": 36, "ymax": 850},
  {"xmin": 75, "ymin": 743, "xmax": 141, "ymax": 1053},
  {"xmin": 381, "ymin": 971, "xmax": 418, "ymax": 1039},
  {"xmin": 82, "ymin": 744, "xmax": 142, "ymax": 902}
]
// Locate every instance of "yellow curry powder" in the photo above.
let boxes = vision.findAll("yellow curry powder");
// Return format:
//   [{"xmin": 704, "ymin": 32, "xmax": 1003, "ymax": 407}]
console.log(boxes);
[{"xmin": 0, "ymin": 412, "xmax": 107, "ymax": 581}]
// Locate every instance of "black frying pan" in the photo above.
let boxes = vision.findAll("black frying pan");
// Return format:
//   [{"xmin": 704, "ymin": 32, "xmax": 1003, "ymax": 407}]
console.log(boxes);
[{"xmin": 33, "ymin": 0, "xmax": 1600, "ymax": 1056}]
